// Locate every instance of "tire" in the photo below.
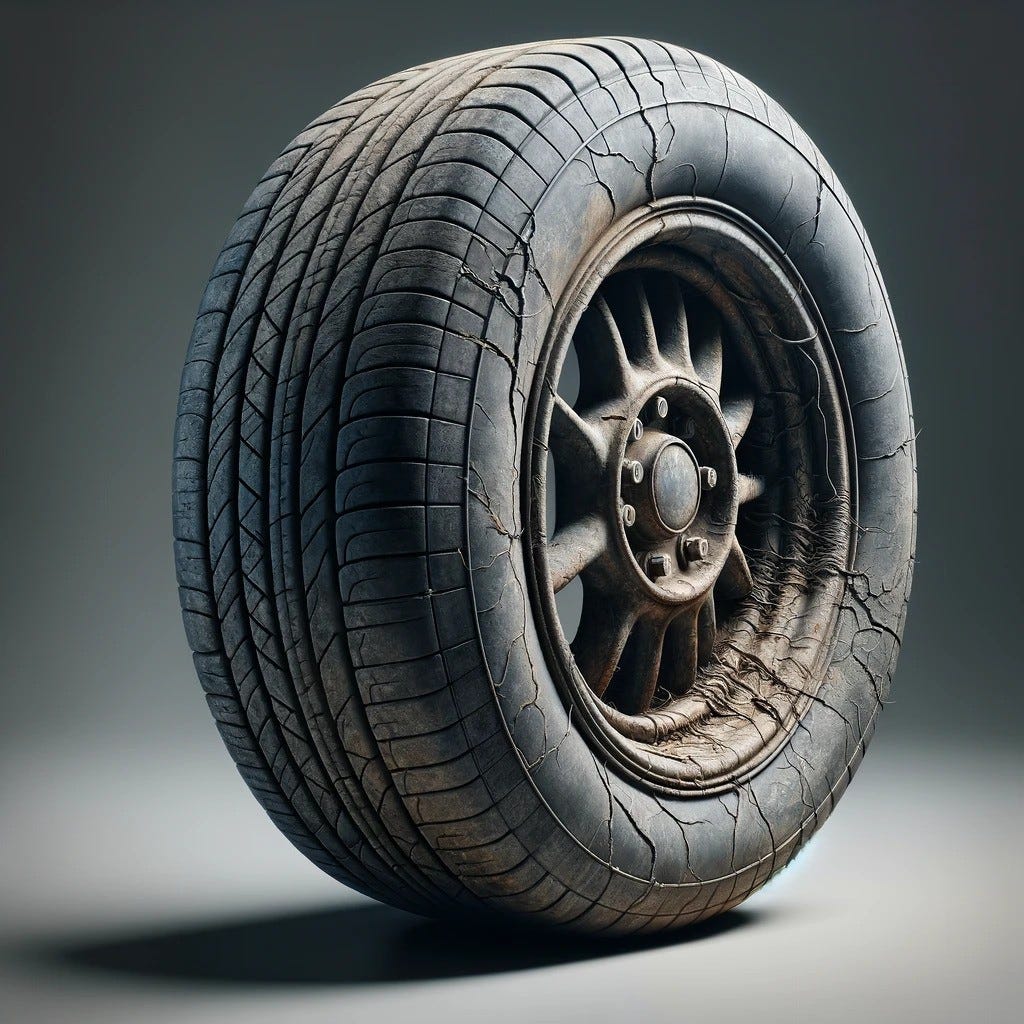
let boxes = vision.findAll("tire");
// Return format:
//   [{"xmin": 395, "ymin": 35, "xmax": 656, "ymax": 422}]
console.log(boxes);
[{"xmin": 173, "ymin": 37, "xmax": 915, "ymax": 933}]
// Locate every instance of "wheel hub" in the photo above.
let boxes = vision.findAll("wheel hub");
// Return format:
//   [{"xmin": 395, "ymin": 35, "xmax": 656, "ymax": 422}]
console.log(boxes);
[
  {"xmin": 526, "ymin": 200, "xmax": 853, "ymax": 794},
  {"xmin": 625, "ymin": 430, "xmax": 701, "ymax": 537},
  {"xmin": 616, "ymin": 380, "xmax": 738, "ymax": 602}
]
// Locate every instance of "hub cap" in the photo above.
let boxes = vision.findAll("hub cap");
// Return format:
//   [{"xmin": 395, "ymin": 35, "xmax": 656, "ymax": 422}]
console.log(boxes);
[{"xmin": 647, "ymin": 439, "xmax": 699, "ymax": 533}]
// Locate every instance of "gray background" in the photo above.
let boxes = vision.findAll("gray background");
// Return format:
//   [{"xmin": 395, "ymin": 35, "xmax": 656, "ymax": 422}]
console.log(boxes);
[{"xmin": 1, "ymin": 2, "xmax": 1020, "ymax": 1022}]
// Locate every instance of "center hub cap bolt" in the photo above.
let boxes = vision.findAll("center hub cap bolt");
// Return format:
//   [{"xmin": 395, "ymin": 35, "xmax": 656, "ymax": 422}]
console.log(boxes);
[
  {"xmin": 681, "ymin": 536, "xmax": 709, "ymax": 564},
  {"xmin": 700, "ymin": 466, "xmax": 717, "ymax": 490},
  {"xmin": 645, "ymin": 552, "xmax": 671, "ymax": 580}
]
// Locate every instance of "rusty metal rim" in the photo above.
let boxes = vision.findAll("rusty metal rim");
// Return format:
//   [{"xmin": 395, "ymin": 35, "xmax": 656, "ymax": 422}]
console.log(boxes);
[{"xmin": 523, "ymin": 198, "xmax": 855, "ymax": 796}]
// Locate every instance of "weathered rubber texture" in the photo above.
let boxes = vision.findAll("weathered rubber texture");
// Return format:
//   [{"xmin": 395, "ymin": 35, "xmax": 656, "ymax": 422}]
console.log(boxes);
[{"xmin": 174, "ymin": 37, "xmax": 915, "ymax": 932}]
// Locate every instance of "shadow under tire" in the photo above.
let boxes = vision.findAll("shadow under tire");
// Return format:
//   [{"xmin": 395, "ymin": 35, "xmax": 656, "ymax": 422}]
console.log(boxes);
[{"xmin": 173, "ymin": 37, "xmax": 915, "ymax": 933}]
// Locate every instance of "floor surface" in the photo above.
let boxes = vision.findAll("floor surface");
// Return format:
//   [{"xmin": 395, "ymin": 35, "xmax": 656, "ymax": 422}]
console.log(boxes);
[{"xmin": 1, "ymin": 730, "xmax": 1018, "ymax": 1023}]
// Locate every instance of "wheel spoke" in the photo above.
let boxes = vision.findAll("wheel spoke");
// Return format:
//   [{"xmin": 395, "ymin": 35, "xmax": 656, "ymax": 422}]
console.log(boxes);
[
  {"xmin": 572, "ymin": 591, "xmax": 636, "ymax": 697},
  {"xmin": 620, "ymin": 272, "xmax": 661, "ymax": 370},
  {"xmin": 716, "ymin": 537, "xmax": 754, "ymax": 600},
  {"xmin": 550, "ymin": 393, "xmax": 605, "ymax": 473},
  {"xmin": 697, "ymin": 593, "xmax": 717, "ymax": 663},
  {"xmin": 547, "ymin": 515, "xmax": 608, "ymax": 593},
  {"xmin": 737, "ymin": 472, "xmax": 766, "ymax": 504},
  {"xmin": 691, "ymin": 305, "xmax": 724, "ymax": 396},
  {"xmin": 660, "ymin": 603, "xmax": 700, "ymax": 697},
  {"xmin": 596, "ymin": 270, "xmax": 661, "ymax": 375},
  {"xmin": 722, "ymin": 393, "xmax": 755, "ymax": 446},
  {"xmin": 654, "ymin": 275, "xmax": 697, "ymax": 378},
  {"xmin": 574, "ymin": 295, "xmax": 632, "ymax": 405},
  {"xmin": 606, "ymin": 613, "xmax": 668, "ymax": 715}
]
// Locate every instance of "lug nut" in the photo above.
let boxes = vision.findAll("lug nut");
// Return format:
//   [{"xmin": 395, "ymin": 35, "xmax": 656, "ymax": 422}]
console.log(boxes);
[
  {"xmin": 681, "ymin": 536, "xmax": 709, "ymax": 563},
  {"xmin": 621, "ymin": 503, "xmax": 636, "ymax": 528},
  {"xmin": 631, "ymin": 418, "xmax": 644, "ymax": 442},
  {"xmin": 679, "ymin": 417, "xmax": 696, "ymax": 440},
  {"xmin": 622, "ymin": 459, "xmax": 644, "ymax": 485},
  {"xmin": 700, "ymin": 466, "xmax": 717, "ymax": 490},
  {"xmin": 654, "ymin": 395, "xmax": 669, "ymax": 419},
  {"xmin": 645, "ymin": 552, "xmax": 671, "ymax": 580}
]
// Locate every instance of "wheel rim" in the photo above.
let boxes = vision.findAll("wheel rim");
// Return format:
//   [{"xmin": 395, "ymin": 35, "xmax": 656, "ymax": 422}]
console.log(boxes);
[{"xmin": 526, "ymin": 200, "xmax": 854, "ymax": 794}]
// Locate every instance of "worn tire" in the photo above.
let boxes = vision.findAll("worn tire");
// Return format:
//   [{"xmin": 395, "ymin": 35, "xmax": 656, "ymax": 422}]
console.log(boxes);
[{"xmin": 173, "ymin": 37, "xmax": 915, "ymax": 933}]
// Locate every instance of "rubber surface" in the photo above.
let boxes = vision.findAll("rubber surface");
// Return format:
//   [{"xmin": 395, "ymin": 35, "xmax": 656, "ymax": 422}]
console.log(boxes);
[{"xmin": 174, "ymin": 38, "xmax": 915, "ymax": 933}]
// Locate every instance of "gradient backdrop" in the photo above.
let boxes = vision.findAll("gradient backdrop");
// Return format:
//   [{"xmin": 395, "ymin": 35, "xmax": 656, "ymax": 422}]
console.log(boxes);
[{"xmin": 1, "ymin": 2, "xmax": 1020, "ymax": 1022}]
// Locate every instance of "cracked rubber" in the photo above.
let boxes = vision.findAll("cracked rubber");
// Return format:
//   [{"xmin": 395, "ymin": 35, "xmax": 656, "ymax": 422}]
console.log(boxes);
[{"xmin": 174, "ymin": 37, "xmax": 915, "ymax": 933}]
